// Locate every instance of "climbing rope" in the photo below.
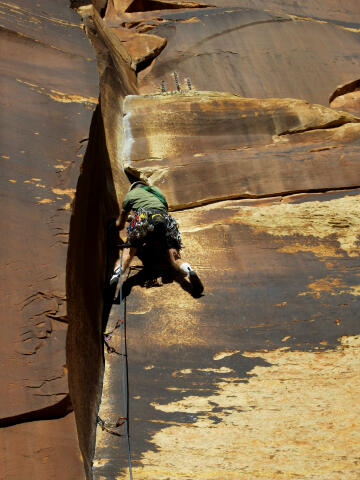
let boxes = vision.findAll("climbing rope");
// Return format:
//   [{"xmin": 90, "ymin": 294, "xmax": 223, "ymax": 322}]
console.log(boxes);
[
  {"xmin": 118, "ymin": 251, "xmax": 134, "ymax": 480},
  {"xmin": 102, "ymin": 250, "xmax": 134, "ymax": 479}
]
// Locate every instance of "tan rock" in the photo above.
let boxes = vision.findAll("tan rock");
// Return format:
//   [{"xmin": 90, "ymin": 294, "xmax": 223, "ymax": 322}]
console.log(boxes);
[
  {"xmin": 4, "ymin": 1, "xmax": 360, "ymax": 479},
  {"xmin": 330, "ymin": 79, "xmax": 360, "ymax": 116},
  {"xmin": 95, "ymin": 191, "xmax": 360, "ymax": 479},
  {"xmin": 331, "ymin": 91, "xmax": 360, "ymax": 116},
  {"xmin": 121, "ymin": 92, "xmax": 360, "ymax": 208}
]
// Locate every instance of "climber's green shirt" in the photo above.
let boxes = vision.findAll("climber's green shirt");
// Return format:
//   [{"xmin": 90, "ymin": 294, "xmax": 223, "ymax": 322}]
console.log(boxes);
[{"xmin": 122, "ymin": 186, "xmax": 168, "ymax": 213}]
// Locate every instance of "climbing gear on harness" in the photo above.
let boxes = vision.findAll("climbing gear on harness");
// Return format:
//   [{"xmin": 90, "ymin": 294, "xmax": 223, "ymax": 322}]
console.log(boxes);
[{"xmin": 127, "ymin": 208, "xmax": 182, "ymax": 249}]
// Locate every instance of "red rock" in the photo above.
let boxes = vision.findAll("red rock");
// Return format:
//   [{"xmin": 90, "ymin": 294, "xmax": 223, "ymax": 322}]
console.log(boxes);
[
  {"xmin": 110, "ymin": 26, "xmax": 167, "ymax": 70},
  {"xmin": 107, "ymin": 7, "xmax": 360, "ymax": 105},
  {"xmin": 81, "ymin": 8, "xmax": 360, "ymax": 478},
  {"xmin": 1, "ymin": 0, "xmax": 98, "ymax": 477},
  {"xmin": 3, "ymin": 1, "xmax": 360, "ymax": 478},
  {"xmin": 0, "ymin": 413, "xmax": 84, "ymax": 480}
]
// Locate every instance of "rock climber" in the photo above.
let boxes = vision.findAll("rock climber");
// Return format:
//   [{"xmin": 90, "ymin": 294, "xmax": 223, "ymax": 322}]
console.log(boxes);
[{"xmin": 110, "ymin": 180, "xmax": 203, "ymax": 294}]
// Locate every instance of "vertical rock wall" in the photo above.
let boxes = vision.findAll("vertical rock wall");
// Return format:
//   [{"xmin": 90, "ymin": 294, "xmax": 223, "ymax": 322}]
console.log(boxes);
[
  {"xmin": 88, "ymin": 1, "xmax": 360, "ymax": 479},
  {"xmin": 1, "ymin": 1, "xmax": 360, "ymax": 479},
  {"xmin": 0, "ymin": 1, "xmax": 98, "ymax": 478},
  {"xmin": 66, "ymin": 5, "xmax": 137, "ymax": 478}
]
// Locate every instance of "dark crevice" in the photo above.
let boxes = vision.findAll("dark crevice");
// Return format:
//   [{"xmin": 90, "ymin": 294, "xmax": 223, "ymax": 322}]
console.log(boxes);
[
  {"xmin": 0, "ymin": 395, "xmax": 72, "ymax": 428},
  {"xmin": 279, "ymin": 118, "xmax": 360, "ymax": 136},
  {"xmin": 135, "ymin": 45, "xmax": 166, "ymax": 73},
  {"xmin": 171, "ymin": 185, "xmax": 360, "ymax": 213},
  {"xmin": 136, "ymin": 55, "xmax": 156, "ymax": 73},
  {"xmin": 329, "ymin": 79, "xmax": 360, "ymax": 104},
  {"xmin": 125, "ymin": 0, "xmax": 210, "ymax": 13},
  {"xmin": 66, "ymin": 103, "xmax": 120, "ymax": 479}
]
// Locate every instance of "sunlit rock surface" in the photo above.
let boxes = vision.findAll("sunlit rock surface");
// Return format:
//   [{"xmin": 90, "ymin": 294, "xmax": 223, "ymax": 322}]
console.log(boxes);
[
  {"xmin": 2, "ymin": 0, "xmax": 360, "ymax": 479},
  {"xmin": 122, "ymin": 93, "xmax": 360, "ymax": 208},
  {"xmin": 330, "ymin": 79, "xmax": 360, "ymax": 117},
  {"xmin": 95, "ymin": 189, "xmax": 360, "ymax": 479},
  {"xmin": 105, "ymin": 4, "xmax": 360, "ymax": 104},
  {"xmin": 91, "ymin": 1, "xmax": 360, "ymax": 476}
]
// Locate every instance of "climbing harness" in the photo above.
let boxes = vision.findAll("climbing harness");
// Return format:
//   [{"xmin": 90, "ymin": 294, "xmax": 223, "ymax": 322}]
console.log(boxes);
[
  {"xmin": 103, "ymin": 251, "xmax": 134, "ymax": 480},
  {"xmin": 127, "ymin": 208, "xmax": 182, "ymax": 249}
]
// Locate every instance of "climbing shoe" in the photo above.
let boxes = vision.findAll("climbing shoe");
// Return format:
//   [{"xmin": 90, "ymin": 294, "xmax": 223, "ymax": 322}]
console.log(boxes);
[
  {"xmin": 188, "ymin": 269, "xmax": 204, "ymax": 295},
  {"xmin": 110, "ymin": 266, "xmax": 121, "ymax": 286},
  {"xmin": 180, "ymin": 262, "xmax": 192, "ymax": 275},
  {"xmin": 179, "ymin": 263, "xmax": 204, "ymax": 294}
]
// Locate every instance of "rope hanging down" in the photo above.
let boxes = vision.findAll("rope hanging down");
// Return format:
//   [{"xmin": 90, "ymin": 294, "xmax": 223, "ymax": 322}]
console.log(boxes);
[
  {"xmin": 102, "ymin": 251, "xmax": 134, "ymax": 479},
  {"xmin": 118, "ymin": 251, "xmax": 134, "ymax": 480}
]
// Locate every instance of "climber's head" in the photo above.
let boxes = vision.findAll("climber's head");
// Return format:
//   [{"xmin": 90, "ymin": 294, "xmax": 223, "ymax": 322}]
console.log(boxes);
[{"xmin": 128, "ymin": 180, "xmax": 149, "ymax": 192}]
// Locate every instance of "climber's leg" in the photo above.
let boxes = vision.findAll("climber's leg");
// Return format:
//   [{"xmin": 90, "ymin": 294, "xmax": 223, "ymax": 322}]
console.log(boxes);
[
  {"xmin": 122, "ymin": 247, "xmax": 137, "ymax": 275},
  {"xmin": 167, "ymin": 248, "xmax": 182, "ymax": 273},
  {"xmin": 168, "ymin": 248, "xmax": 204, "ymax": 294}
]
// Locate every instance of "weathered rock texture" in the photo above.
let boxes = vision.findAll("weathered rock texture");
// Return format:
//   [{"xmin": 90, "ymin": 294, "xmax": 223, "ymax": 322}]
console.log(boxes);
[
  {"xmin": 330, "ymin": 79, "xmax": 360, "ymax": 117},
  {"xmin": 122, "ymin": 93, "xmax": 360, "ymax": 208},
  {"xmin": 82, "ymin": 2, "xmax": 360, "ymax": 480},
  {"xmin": 0, "ymin": 1, "xmax": 97, "ymax": 478},
  {"xmin": 2, "ymin": 0, "xmax": 360, "ymax": 479},
  {"xmin": 106, "ymin": 4, "xmax": 360, "ymax": 105}
]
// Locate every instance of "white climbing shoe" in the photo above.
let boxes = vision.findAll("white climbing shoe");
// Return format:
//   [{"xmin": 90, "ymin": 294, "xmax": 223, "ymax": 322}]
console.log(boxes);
[
  {"xmin": 180, "ymin": 262, "xmax": 192, "ymax": 275},
  {"xmin": 110, "ymin": 266, "xmax": 121, "ymax": 286},
  {"xmin": 180, "ymin": 263, "xmax": 204, "ymax": 294}
]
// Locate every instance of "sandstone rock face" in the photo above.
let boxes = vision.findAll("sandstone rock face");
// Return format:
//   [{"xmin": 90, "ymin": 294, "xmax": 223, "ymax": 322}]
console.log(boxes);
[
  {"xmin": 105, "ymin": 5, "xmax": 360, "ymax": 105},
  {"xmin": 0, "ymin": 1, "xmax": 98, "ymax": 478},
  {"xmin": 2, "ymin": 1, "xmax": 360, "ymax": 479},
  {"xmin": 80, "ymin": 2, "xmax": 360, "ymax": 480},
  {"xmin": 211, "ymin": 0, "xmax": 360, "ymax": 25},
  {"xmin": 330, "ymin": 79, "xmax": 360, "ymax": 116},
  {"xmin": 122, "ymin": 93, "xmax": 360, "ymax": 208}
]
